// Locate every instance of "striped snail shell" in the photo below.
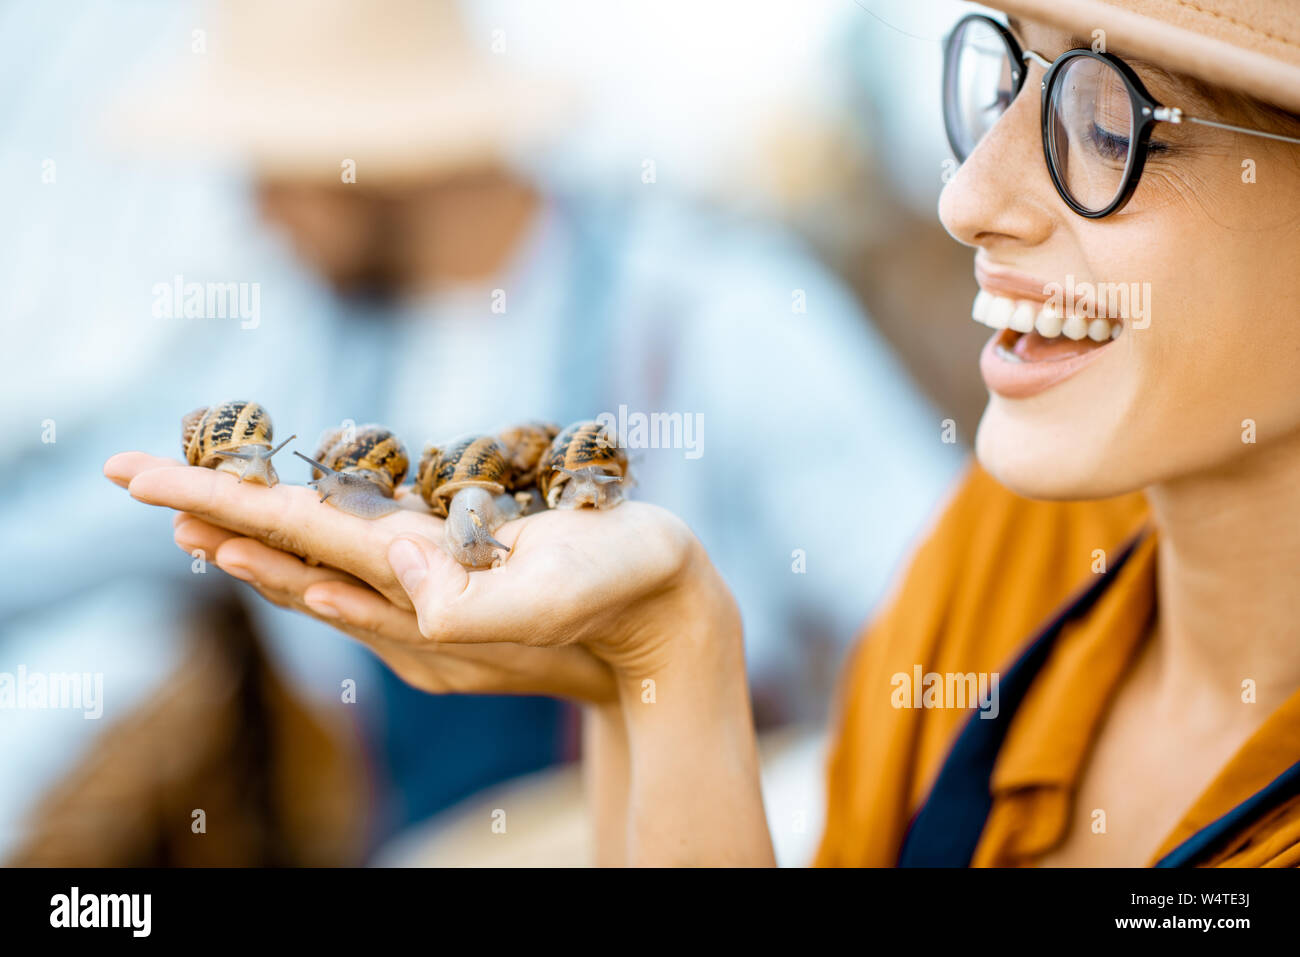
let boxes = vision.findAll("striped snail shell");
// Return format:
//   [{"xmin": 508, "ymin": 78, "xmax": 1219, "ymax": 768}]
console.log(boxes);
[
  {"xmin": 497, "ymin": 420, "xmax": 561, "ymax": 489},
  {"xmin": 497, "ymin": 420, "xmax": 560, "ymax": 517},
  {"xmin": 416, "ymin": 435, "xmax": 511, "ymax": 512},
  {"xmin": 416, "ymin": 434, "xmax": 517, "ymax": 568},
  {"xmin": 292, "ymin": 424, "xmax": 409, "ymax": 520},
  {"xmin": 538, "ymin": 420, "xmax": 629, "ymax": 510},
  {"xmin": 181, "ymin": 400, "xmax": 295, "ymax": 487}
]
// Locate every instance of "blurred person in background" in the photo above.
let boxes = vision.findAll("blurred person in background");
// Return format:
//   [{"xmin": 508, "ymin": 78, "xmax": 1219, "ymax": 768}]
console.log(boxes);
[{"xmin": 4, "ymin": 0, "xmax": 959, "ymax": 862}]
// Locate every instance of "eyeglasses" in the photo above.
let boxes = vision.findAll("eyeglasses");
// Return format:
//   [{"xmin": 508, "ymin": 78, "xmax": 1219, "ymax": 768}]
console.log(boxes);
[{"xmin": 942, "ymin": 13, "xmax": 1300, "ymax": 218}]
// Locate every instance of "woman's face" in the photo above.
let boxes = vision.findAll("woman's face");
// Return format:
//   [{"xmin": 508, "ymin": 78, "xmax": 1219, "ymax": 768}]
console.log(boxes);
[{"xmin": 939, "ymin": 19, "xmax": 1300, "ymax": 500}]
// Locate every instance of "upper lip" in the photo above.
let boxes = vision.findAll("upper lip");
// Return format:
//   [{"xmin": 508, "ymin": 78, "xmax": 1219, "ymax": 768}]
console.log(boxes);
[{"xmin": 974, "ymin": 257, "xmax": 1056, "ymax": 304}]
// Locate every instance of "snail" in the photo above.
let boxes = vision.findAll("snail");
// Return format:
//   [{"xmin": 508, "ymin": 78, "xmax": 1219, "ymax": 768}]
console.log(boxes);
[
  {"xmin": 181, "ymin": 400, "xmax": 295, "ymax": 487},
  {"xmin": 498, "ymin": 420, "xmax": 561, "ymax": 487},
  {"xmin": 292, "ymin": 424, "xmax": 409, "ymax": 519},
  {"xmin": 497, "ymin": 420, "xmax": 561, "ymax": 516},
  {"xmin": 538, "ymin": 420, "xmax": 630, "ymax": 509},
  {"xmin": 416, "ymin": 434, "xmax": 520, "ymax": 568}
]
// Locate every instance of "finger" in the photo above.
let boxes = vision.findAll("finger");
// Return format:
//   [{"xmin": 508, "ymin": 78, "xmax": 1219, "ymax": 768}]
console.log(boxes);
[
  {"xmin": 104, "ymin": 452, "xmax": 184, "ymax": 489},
  {"xmin": 387, "ymin": 533, "xmax": 523, "ymax": 643},
  {"xmin": 304, "ymin": 577, "xmax": 617, "ymax": 701},
  {"xmin": 127, "ymin": 465, "xmax": 439, "ymax": 608},
  {"xmin": 387, "ymin": 504, "xmax": 684, "ymax": 646},
  {"xmin": 174, "ymin": 515, "xmax": 241, "ymax": 564},
  {"xmin": 301, "ymin": 580, "xmax": 425, "ymax": 644},
  {"xmin": 213, "ymin": 535, "xmax": 363, "ymax": 593},
  {"xmin": 215, "ymin": 557, "xmax": 401, "ymax": 643}
]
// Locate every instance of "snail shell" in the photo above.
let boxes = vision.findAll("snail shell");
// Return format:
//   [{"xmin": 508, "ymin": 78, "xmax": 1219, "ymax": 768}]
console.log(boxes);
[
  {"xmin": 497, "ymin": 420, "xmax": 561, "ymax": 490},
  {"xmin": 293, "ymin": 424, "xmax": 409, "ymax": 520},
  {"xmin": 538, "ymin": 420, "xmax": 629, "ymax": 510},
  {"xmin": 416, "ymin": 435, "xmax": 515, "ymax": 568},
  {"xmin": 414, "ymin": 444, "xmax": 444, "ymax": 516},
  {"xmin": 181, "ymin": 401, "xmax": 295, "ymax": 487},
  {"xmin": 312, "ymin": 425, "xmax": 409, "ymax": 493},
  {"xmin": 416, "ymin": 435, "xmax": 511, "ymax": 515}
]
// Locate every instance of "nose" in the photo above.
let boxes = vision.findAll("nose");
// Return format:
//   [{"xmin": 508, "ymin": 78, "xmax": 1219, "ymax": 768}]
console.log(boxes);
[{"xmin": 937, "ymin": 80, "xmax": 1057, "ymax": 251}]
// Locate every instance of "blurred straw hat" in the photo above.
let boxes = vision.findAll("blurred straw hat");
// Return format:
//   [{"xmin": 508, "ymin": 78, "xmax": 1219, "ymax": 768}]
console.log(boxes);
[
  {"xmin": 108, "ymin": 0, "xmax": 574, "ymax": 181},
  {"xmin": 976, "ymin": 0, "xmax": 1300, "ymax": 114}
]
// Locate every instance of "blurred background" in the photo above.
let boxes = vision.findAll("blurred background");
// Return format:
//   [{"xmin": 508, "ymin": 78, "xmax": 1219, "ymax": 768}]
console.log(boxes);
[{"xmin": 0, "ymin": 0, "xmax": 987, "ymax": 867}]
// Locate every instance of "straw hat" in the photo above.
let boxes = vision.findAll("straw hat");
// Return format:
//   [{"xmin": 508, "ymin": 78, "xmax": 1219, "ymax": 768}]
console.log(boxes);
[
  {"xmin": 976, "ymin": 0, "xmax": 1300, "ymax": 115},
  {"xmin": 108, "ymin": 0, "xmax": 574, "ymax": 181}
]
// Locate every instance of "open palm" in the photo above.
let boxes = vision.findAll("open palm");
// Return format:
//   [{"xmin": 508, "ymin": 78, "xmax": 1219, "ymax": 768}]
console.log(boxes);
[{"xmin": 105, "ymin": 452, "xmax": 701, "ymax": 703}]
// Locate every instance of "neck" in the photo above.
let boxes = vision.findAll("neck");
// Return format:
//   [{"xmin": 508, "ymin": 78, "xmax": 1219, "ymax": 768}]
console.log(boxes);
[{"xmin": 1145, "ymin": 430, "xmax": 1300, "ymax": 707}]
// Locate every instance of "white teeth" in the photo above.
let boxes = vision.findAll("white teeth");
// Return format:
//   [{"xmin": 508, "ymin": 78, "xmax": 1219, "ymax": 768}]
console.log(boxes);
[
  {"xmin": 986, "ymin": 296, "xmax": 1014, "ymax": 329},
  {"xmin": 1034, "ymin": 303, "xmax": 1063, "ymax": 338},
  {"xmin": 971, "ymin": 291, "xmax": 1121, "ymax": 341},
  {"xmin": 1062, "ymin": 314, "xmax": 1089, "ymax": 340},
  {"xmin": 1009, "ymin": 301, "xmax": 1037, "ymax": 333}
]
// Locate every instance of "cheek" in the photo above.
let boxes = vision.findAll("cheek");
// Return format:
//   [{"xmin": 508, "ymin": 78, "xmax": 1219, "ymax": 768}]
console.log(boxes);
[
  {"xmin": 1166, "ymin": 300, "xmax": 1300, "ymax": 449},
  {"xmin": 1143, "ymin": 217, "xmax": 1300, "ymax": 460}
]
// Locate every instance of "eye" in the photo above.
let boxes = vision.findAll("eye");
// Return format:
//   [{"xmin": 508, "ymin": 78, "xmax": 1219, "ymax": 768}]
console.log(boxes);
[
  {"xmin": 1088, "ymin": 122, "xmax": 1131, "ymax": 161},
  {"xmin": 1089, "ymin": 122, "xmax": 1173, "ymax": 159}
]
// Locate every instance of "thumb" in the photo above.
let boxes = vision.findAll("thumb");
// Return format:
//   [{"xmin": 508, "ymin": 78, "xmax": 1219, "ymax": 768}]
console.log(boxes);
[{"xmin": 387, "ymin": 534, "xmax": 469, "ymax": 639}]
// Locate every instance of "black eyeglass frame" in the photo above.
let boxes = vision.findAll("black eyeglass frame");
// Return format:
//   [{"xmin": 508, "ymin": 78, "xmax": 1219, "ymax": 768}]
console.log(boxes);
[{"xmin": 944, "ymin": 13, "xmax": 1173, "ymax": 219}]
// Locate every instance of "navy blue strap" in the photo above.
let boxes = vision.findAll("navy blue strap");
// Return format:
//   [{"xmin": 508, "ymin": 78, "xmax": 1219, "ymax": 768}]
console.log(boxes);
[
  {"xmin": 1155, "ymin": 758, "xmax": 1300, "ymax": 867},
  {"xmin": 897, "ymin": 535, "xmax": 1143, "ymax": 867}
]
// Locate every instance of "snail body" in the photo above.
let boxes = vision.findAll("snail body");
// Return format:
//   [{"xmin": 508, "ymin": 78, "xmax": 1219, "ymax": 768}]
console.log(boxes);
[
  {"xmin": 539, "ymin": 420, "xmax": 629, "ymax": 510},
  {"xmin": 294, "ymin": 425, "xmax": 409, "ymax": 519},
  {"xmin": 417, "ymin": 434, "xmax": 516, "ymax": 568},
  {"xmin": 181, "ymin": 400, "xmax": 295, "ymax": 487}
]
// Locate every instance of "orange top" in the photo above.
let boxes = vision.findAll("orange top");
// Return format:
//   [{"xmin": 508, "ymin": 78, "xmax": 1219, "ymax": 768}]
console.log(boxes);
[{"xmin": 816, "ymin": 462, "xmax": 1300, "ymax": 867}]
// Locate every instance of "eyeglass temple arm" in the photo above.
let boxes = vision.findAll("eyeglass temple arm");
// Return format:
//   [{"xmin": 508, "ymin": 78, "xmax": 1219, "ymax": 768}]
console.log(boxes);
[
  {"xmin": 1021, "ymin": 49, "xmax": 1052, "ymax": 70},
  {"xmin": 1021, "ymin": 49, "xmax": 1300, "ymax": 147},
  {"xmin": 1153, "ymin": 106, "xmax": 1300, "ymax": 146}
]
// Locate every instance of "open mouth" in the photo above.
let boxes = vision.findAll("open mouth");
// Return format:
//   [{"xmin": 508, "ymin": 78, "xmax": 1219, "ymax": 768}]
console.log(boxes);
[{"xmin": 973, "ymin": 290, "xmax": 1123, "ymax": 399}]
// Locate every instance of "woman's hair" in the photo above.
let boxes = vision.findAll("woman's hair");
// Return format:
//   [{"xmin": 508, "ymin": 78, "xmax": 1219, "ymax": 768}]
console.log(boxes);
[{"xmin": 1188, "ymin": 76, "xmax": 1300, "ymax": 143}]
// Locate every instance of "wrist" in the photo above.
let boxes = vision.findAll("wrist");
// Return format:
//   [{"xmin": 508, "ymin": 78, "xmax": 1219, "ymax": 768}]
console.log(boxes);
[
  {"xmin": 607, "ymin": 545, "xmax": 773, "ymax": 866},
  {"xmin": 610, "ymin": 538, "xmax": 747, "ymax": 713},
  {"xmin": 582, "ymin": 700, "xmax": 630, "ymax": 867}
]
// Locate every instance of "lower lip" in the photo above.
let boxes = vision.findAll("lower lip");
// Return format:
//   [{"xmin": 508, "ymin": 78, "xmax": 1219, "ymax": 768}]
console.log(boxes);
[{"xmin": 979, "ymin": 328, "xmax": 1116, "ymax": 399}]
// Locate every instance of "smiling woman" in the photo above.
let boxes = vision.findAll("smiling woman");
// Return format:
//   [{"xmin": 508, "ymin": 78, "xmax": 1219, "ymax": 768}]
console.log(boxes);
[
  {"xmin": 823, "ymin": 0, "xmax": 1300, "ymax": 867},
  {"xmin": 102, "ymin": 0, "xmax": 1300, "ymax": 870}
]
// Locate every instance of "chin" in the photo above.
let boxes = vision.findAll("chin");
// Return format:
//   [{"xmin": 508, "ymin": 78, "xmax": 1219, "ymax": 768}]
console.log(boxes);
[{"xmin": 973, "ymin": 396, "xmax": 1141, "ymax": 502}]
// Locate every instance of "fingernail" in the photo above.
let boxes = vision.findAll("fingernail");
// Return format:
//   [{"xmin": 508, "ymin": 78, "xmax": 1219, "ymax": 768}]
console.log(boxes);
[
  {"xmin": 389, "ymin": 539, "xmax": 427, "ymax": 595},
  {"xmin": 220, "ymin": 563, "xmax": 256, "ymax": 582},
  {"xmin": 304, "ymin": 597, "xmax": 339, "ymax": 619}
]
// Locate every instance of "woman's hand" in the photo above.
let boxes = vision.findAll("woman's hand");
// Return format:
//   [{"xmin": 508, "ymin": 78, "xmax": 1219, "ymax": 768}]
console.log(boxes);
[
  {"xmin": 169, "ymin": 510, "xmax": 619, "ymax": 702},
  {"xmin": 103, "ymin": 452, "xmax": 724, "ymax": 698}
]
